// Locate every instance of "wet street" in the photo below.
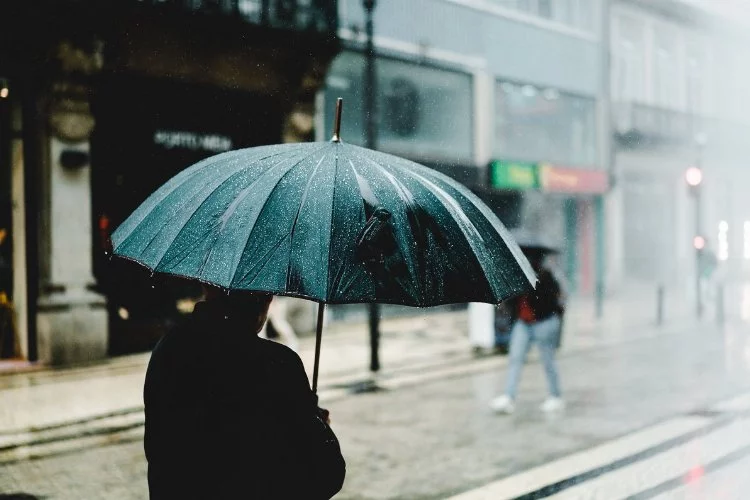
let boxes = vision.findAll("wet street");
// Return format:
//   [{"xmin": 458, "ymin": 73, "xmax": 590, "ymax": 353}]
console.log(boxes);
[{"xmin": 3, "ymin": 314, "xmax": 750, "ymax": 499}]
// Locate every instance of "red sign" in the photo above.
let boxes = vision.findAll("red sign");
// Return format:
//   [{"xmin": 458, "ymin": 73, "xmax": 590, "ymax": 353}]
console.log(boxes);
[{"xmin": 539, "ymin": 164, "xmax": 609, "ymax": 194}]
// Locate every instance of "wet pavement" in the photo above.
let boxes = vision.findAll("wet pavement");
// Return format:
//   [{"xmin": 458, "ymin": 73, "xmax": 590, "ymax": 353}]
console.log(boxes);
[
  {"xmin": 2, "ymin": 285, "xmax": 750, "ymax": 499},
  {"xmin": 330, "ymin": 322, "xmax": 750, "ymax": 499},
  {"xmin": 2, "ymin": 317, "xmax": 750, "ymax": 499}
]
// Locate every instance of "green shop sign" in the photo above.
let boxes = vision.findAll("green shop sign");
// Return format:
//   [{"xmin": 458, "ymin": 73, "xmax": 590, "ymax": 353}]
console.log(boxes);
[{"xmin": 489, "ymin": 160, "xmax": 539, "ymax": 190}]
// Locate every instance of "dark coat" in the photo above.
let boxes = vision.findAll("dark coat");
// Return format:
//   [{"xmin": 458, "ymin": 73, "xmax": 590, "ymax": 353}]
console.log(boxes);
[
  {"xmin": 506, "ymin": 268, "xmax": 563, "ymax": 323},
  {"xmin": 144, "ymin": 301, "xmax": 346, "ymax": 500}
]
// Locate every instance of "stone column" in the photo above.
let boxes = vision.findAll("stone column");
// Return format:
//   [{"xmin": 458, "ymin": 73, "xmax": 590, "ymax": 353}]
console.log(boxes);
[
  {"xmin": 36, "ymin": 135, "xmax": 107, "ymax": 365},
  {"xmin": 35, "ymin": 40, "xmax": 108, "ymax": 364}
]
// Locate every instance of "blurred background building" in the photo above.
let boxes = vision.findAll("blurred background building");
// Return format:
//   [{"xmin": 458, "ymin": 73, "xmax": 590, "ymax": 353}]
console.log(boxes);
[
  {"xmin": 0, "ymin": 0, "xmax": 339, "ymax": 364},
  {"xmin": 1, "ymin": 0, "xmax": 749, "ymax": 366},
  {"xmin": 608, "ymin": 0, "xmax": 750, "ymax": 292},
  {"xmin": 321, "ymin": 0, "xmax": 609, "ymax": 316}
]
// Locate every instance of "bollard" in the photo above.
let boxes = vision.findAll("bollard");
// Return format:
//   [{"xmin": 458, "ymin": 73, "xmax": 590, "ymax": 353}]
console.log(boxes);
[
  {"xmin": 656, "ymin": 284, "xmax": 665, "ymax": 326},
  {"xmin": 716, "ymin": 284, "xmax": 725, "ymax": 325}
]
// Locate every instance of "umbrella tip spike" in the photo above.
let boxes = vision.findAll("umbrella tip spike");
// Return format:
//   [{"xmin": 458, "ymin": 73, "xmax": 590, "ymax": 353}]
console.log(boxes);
[{"xmin": 331, "ymin": 97, "xmax": 343, "ymax": 143}]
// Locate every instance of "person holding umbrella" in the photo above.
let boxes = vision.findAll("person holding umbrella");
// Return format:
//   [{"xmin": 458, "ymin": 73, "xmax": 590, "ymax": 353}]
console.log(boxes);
[
  {"xmin": 111, "ymin": 99, "xmax": 535, "ymax": 498},
  {"xmin": 143, "ymin": 285, "xmax": 346, "ymax": 499},
  {"xmin": 490, "ymin": 241, "xmax": 566, "ymax": 414}
]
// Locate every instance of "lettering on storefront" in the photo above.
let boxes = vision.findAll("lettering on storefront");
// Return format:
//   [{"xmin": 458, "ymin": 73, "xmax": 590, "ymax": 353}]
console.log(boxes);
[
  {"xmin": 490, "ymin": 160, "xmax": 609, "ymax": 193},
  {"xmin": 490, "ymin": 160, "xmax": 539, "ymax": 190},
  {"xmin": 539, "ymin": 164, "xmax": 608, "ymax": 194},
  {"xmin": 153, "ymin": 130, "xmax": 233, "ymax": 153},
  {"xmin": 542, "ymin": 165, "xmax": 579, "ymax": 189}
]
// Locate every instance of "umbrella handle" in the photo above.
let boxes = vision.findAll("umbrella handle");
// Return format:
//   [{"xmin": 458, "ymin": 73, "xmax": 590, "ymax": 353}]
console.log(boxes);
[{"xmin": 311, "ymin": 302, "xmax": 326, "ymax": 394}]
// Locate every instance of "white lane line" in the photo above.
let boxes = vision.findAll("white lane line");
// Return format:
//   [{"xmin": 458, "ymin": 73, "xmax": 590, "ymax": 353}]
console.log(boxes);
[
  {"xmin": 650, "ymin": 450, "xmax": 750, "ymax": 500},
  {"xmin": 446, "ymin": 416, "xmax": 711, "ymax": 500},
  {"xmin": 547, "ymin": 417, "xmax": 750, "ymax": 500},
  {"xmin": 710, "ymin": 392, "xmax": 750, "ymax": 413}
]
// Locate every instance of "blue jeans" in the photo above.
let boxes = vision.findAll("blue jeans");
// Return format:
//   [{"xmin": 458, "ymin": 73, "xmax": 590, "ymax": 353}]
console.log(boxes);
[{"xmin": 504, "ymin": 316, "xmax": 562, "ymax": 399}]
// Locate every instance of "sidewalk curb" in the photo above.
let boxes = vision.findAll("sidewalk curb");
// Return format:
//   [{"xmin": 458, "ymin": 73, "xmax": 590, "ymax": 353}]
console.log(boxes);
[
  {"xmin": 0, "ymin": 409, "xmax": 145, "ymax": 464},
  {"xmin": 0, "ymin": 317, "xmax": 725, "ymax": 463}
]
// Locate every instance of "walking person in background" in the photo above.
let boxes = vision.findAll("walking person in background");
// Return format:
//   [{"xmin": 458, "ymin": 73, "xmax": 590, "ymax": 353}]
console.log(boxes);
[{"xmin": 490, "ymin": 249, "xmax": 565, "ymax": 414}]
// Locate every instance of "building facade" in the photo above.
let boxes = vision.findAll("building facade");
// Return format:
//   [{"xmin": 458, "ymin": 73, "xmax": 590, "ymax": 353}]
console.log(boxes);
[
  {"xmin": 0, "ymin": 0, "xmax": 339, "ymax": 364},
  {"xmin": 608, "ymin": 0, "xmax": 750, "ymax": 291},
  {"xmin": 321, "ymin": 0, "xmax": 609, "ymax": 306}
]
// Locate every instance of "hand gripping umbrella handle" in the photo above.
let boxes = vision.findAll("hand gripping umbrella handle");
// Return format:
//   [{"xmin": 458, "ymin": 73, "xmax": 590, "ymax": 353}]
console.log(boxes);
[{"xmin": 311, "ymin": 302, "xmax": 326, "ymax": 394}]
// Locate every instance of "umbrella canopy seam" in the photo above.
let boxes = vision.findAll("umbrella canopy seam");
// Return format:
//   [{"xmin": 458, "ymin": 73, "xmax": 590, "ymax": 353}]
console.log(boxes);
[
  {"xmin": 286, "ymin": 153, "xmax": 328, "ymax": 294},
  {"xmin": 228, "ymin": 144, "xmax": 330, "ymax": 289}
]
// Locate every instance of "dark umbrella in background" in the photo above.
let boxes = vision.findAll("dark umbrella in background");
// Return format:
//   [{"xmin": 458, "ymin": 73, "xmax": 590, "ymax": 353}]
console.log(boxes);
[
  {"xmin": 511, "ymin": 230, "xmax": 560, "ymax": 257},
  {"xmin": 111, "ymin": 99, "xmax": 536, "ymax": 393}
]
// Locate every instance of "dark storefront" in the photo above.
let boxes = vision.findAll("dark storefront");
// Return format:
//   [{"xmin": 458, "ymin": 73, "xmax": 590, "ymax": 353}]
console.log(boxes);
[
  {"xmin": 0, "ymin": 83, "xmax": 16, "ymax": 358},
  {"xmin": 0, "ymin": 0, "xmax": 339, "ymax": 364},
  {"xmin": 91, "ymin": 76, "xmax": 285, "ymax": 354}
]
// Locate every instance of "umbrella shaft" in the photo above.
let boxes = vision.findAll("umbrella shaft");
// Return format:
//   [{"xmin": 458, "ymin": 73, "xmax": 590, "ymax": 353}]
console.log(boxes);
[
  {"xmin": 311, "ymin": 303, "xmax": 326, "ymax": 394},
  {"xmin": 369, "ymin": 303, "xmax": 380, "ymax": 372}
]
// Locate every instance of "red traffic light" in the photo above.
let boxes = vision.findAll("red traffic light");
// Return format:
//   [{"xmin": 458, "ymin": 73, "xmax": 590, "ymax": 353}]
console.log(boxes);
[{"xmin": 685, "ymin": 167, "xmax": 703, "ymax": 187}]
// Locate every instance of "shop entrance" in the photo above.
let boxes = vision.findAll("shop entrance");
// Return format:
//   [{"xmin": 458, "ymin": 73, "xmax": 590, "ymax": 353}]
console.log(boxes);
[{"xmin": 91, "ymin": 75, "xmax": 283, "ymax": 354}]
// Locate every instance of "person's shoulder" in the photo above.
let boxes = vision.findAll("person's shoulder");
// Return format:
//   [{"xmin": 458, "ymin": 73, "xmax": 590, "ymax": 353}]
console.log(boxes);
[
  {"xmin": 256, "ymin": 337, "xmax": 304, "ymax": 365},
  {"xmin": 147, "ymin": 321, "xmax": 200, "ymax": 369}
]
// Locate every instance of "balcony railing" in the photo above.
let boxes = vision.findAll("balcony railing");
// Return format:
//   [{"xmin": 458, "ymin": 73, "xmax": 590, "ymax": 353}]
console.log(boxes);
[
  {"xmin": 613, "ymin": 102, "xmax": 749, "ymax": 153},
  {"xmin": 5, "ymin": 0, "xmax": 337, "ymax": 37},
  {"xmin": 133, "ymin": 0, "xmax": 338, "ymax": 34}
]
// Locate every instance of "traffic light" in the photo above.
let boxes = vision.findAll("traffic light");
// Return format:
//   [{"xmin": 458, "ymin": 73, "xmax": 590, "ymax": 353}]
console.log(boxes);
[{"xmin": 685, "ymin": 166, "xmax": 702, "ymax": 187}]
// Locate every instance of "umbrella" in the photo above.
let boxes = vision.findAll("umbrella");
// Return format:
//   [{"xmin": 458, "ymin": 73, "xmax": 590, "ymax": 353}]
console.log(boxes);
[
  {"xmin": 111, "ymin": 99, "xmax": 535, "ymax": 392},
  {"xmin": 511, "ymin": 230, "xmax": 560, "ymax": 255}
]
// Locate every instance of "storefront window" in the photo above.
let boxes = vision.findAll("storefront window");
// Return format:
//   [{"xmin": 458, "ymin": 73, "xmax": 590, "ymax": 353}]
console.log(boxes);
[
  {"xmin": 653, "ymin": 27, "xmax": 680, "ymax": 110},
  {"xmin": 324, "ymin": 51, "xmax": 473, "ymax": 163},
  {"xmin": 613, "ymin": 14, "xmax": 646, "ymax": 103},
  {"xmin": 686, "ymin": 41, "xmax": 710, "ymax": 116},
  {"xmin": 494, "ymin": 80, "xmax": 597, "ymax": 167}
]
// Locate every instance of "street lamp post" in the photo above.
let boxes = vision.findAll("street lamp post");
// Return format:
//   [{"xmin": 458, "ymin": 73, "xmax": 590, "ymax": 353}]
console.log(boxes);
[
  {"xmin": 363, "ymin": 0, "xmax": 382, "ymax": 389},
  {"xmin": 686, "ymin": 166, "xmax": 703, "ymax": 318}
]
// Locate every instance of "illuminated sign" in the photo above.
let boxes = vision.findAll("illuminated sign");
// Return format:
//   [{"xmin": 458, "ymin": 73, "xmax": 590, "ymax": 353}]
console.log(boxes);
[
  {"xmin": 539, "ymin": 164, "xmax": 609, "ymax": 194},
  {"xmin": 153, "ymin": 130, "xmax": 233, "ymax": 153},
  {"xmin": 489, "ymin": 160, "xmax": 539, "ymax": 190}
]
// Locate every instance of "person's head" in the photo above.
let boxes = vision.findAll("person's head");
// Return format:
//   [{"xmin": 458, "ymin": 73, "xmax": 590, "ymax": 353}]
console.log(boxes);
[
  {"xmin": 524, "ymin": 250, "xmax": 545, "ymax": 272},
  {"xmin": 202, "ymin": 284, "xmax": 273, "ymax": 334}
]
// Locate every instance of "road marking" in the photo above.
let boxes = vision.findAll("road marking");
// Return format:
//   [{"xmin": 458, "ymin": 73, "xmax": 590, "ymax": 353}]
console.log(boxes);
[
  {"xmin": 547, "ymin": 417, "xmax": 750, "ymax": 499},
  {"xmin": 449, "ymin": 391, "xmax": 750, "ymax": 500},
  {"xmin": 446, "ymin": 416, "xmax": 711, "ymax": 500},
  {"xmin": 629, "ymin": 442, "xmax": 750, "ymax": 499},
  {"xmin": 710, "ymin": 392, "xmax": 750, "ymax": 413},
  {"xmin": 647, "ymin": 445, "xmax": 750, "ymax": 499}
]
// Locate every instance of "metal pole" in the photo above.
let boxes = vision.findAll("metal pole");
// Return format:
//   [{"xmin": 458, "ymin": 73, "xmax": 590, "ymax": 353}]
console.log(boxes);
[
  {"xmin": 594, "ymin": 195, "xmax": 605, "ymax": 319},
  {"xmin": 656, "ymin": 283, "xmax": 664, "ymax": 326},
  {"xmin": 595, "ymin": 0, "xmax": 612, "ymax": 320},
  {"xmin": 363, "ymin": 0, "xmax": 381, "ymax": 376},
  {"xmin": 716, "ymin": 283, "xmax": 725, "ymax": 325},
  {"xmin": 695, "ymin": 185, "xmax": 703, "ymax": 318}
]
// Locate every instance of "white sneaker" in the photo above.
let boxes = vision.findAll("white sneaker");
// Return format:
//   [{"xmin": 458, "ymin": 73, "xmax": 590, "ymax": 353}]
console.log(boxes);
[
  {"xmin": 490, "ymin": 395, "xmax": 515, "ymax": 414},
  {"xmin": 541, "ymin": 397, "xmax": 565, "ymax": 412}
]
